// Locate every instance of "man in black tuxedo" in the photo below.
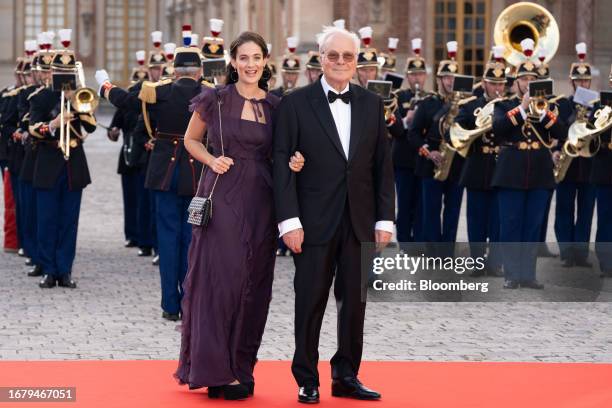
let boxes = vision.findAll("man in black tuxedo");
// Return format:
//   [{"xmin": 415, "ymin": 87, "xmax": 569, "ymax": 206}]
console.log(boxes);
[{"xmin": 274, "ymin": 26, "xmax": 395, "ymax": 404}]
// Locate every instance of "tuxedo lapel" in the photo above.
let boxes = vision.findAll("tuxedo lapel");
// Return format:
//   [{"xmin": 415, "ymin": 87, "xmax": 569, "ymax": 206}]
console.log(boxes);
[
  {"xmin": 348, "ymin": 84, "xmax": 364, "ymax": 162},
  {"xmin": 308, "ymin": 80, "xmax": 347, "ymax": 161}
]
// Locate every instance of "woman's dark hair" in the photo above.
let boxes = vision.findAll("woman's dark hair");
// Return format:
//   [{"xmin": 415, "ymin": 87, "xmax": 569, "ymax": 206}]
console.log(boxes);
[{"xmin": 225, "ymin": 31, "xmax": 272, "ymax": 91}]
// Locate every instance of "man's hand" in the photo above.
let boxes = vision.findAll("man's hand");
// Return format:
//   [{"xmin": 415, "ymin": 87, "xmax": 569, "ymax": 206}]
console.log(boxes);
[
  {"xmin": 428, "ymin": 150, "xmax": 442, "ymax": 167},
  {"xmin": 375, "ymin": 229, "xmax": 392, "ymax": 252},
  {"xmin": 282, "ymin": 228, "xmax": 304, "ymax": 254},
  {"xmin": 50, "ymin": 111, "xmax": 74, "ymax": 129},
  {"xmin": 107, "ymin": 126, "xmax": 120, "ymax": 142},
  {"xmin": 95, "ymin": 69, "xmax": 110, "ymax": 86},
  {"xmin": 521, "ymin": 91, "xmax": 530, "ymax": 111},
  {"xmin": 289, "ymin": 151, "xmax": 305, "ymax": 172},
  {"xmin": 403, "ymin": 109, "xmax": 416, "ymax": 128},
  {"xmin": 552, "ymin": 150, "xmax": 562, "ymax": 165}
]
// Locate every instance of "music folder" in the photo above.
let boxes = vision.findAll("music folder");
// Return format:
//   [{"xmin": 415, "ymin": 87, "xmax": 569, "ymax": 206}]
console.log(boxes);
[{"xmin": 452, "ymin": 75, "xmax": 474, "ymax": 93}]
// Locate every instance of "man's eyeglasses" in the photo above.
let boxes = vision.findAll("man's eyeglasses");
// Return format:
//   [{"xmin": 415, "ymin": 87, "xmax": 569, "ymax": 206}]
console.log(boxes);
[{"xmin": 324, "ymin": 51, "xmax": 356, "ymax": 63}]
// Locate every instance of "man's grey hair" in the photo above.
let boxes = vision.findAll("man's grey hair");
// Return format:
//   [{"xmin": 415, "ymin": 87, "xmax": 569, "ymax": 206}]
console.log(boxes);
[
  {"xmin": 175, "ymin": 66, "xmax": 201, "ymax": 77},
  {"xmin": 317, "ymin": 26, "xmax": 360, "ymax": 55}
]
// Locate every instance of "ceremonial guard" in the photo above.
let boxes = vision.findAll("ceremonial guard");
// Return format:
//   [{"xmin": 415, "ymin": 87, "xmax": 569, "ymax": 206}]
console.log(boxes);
[
  {"xmin": 270, "ymin": 37, "xmax": 300, "ymax": 97},
  {"xmin": 98, "ymin": 44, "xmax": 211, "ymax": 320},
  {"xmin": 379, "ymin": 37, "xmax": 399, "ymax": 76},
  {"xmin": 17, "ymin": 40, "xmax": 43, "ymax": 274},
  {"xmin": 201, "ymin": 18, "xmax": 227, "ymax": 85},
  {"xmin": 491, "ymin": 39, "xmax": 565, "ymax": 289},
  {"xmin": 553, "ymin": 43, "xmax": 596, "ymax": 267},
  {"xmin": 590, "ymin": 66, "xmax": 612, "ymax": 278},
  {"xmin": 355, "ymin": 27, "xmax": 378, "ymax": 87},
  {"xmin": 265, "ymin": 43, "xmax": 277, "ymax": 89},
  {"xmin": 304, "ymin": 50, "xmax": 322, "ymax": 84},
  {"xmin": 409, "ymin": 41, "xmax": 464, "ymax": 244},
  {"xmin": 0, "ymin": 57, "xmax": 25, "ymax": 252},
  {"xmin": 107, "ymin": 50, "xmax": 151, "ymax": 253},
  {"xmin": 29, "ymin": 29, "xmax": 98, "ymax": 288},
  {"xmin": 388, "ymin": 38, "xmax": 428, "ymax": 245},
  {"xmin": 453, "ymin": 45, "xmax": 506, "ymax": 276}
]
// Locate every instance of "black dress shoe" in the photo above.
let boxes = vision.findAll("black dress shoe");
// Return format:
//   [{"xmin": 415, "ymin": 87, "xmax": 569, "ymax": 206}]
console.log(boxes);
[
  {"xmin": 162, "ymin": 311, "xmax": 180, "ymax": 321},
  {"xmin": 18, "ymin": 248, "xmax": 25, "ymax": 257},
  {"xmin": 27, "ymin": 265, "xmax": 43, "ymax": 277},
  {"xmin": 520, "ymin": 280, "xmax": 544, "ymax": 289},
  {"xmin": 124, "ymin": 240, "xmax": 137, "ymax": 248},
  {"xmin": 39, "ymin": 274, "xmax": 56, "ymax": 288},
  {"xmin": 57, "ymin": 274, "xmax": 77, "ymax": 289},
  {"xmin": 152, "ymin": 255, "xmax": 159, "ymax": 266},
  {"xmin": 25, "ymin": 258, "xmax": 33, "ymax": 266},
  {"xmin": 574, "ymin": 259, "xmax": 593, "ymax": 268},
  {"xmin": 503, "ymin": 280, "xmax": 519, "ymax": 289},
  {"xmin": 138, "ymin": 247, "xmax": 152, "ymax": 256},
  {"xmin": 331, "ymin": 377, "xmax": 380, "ymax": 400},
  {"xmin": 298, "ymin": 385, "xmax": 320, "ymax": 404},
  {"xmin": 208, "ymin": 384, "xmax": 249, "ymax": 400}
]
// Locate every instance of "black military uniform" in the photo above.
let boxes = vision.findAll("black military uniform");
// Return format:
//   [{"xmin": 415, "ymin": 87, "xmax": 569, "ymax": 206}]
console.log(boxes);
[
  {"xmin": 455, "ymin": 55, "xmax": 506, "ymax": 275},
  {"xmin": 271, "ymin": 37, "xmax": 300, "ymax": 97},
  {"xmin": 387, "ymin": 49, "xmax": 428, "ymax": 244},
  {"xmin": 553, "ymin": 48, "xmax": 596, "ymax": 266},
  {"xmin": 29, "ymin": 44, "xmax": 97, "ymax": 289},
  {"xmin": 409, "ymin": 47, "xmax": 464, "ymax": 244},
  {"xmin": 491, "ymin": 51, "xmax": 566, "ymax": 288},
  {"xmin": 102, "ymin": 46, "xmax": 209, "ymax": 318}
]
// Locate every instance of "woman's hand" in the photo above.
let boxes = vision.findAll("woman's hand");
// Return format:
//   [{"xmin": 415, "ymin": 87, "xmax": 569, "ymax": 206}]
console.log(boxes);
[
  {"xmin": 208, "ymin": 156, "xmax": 234, "ymax": 174},
  {"xmin": 289, "ymin": 151, "xmax": 305, "ymax": 173}
]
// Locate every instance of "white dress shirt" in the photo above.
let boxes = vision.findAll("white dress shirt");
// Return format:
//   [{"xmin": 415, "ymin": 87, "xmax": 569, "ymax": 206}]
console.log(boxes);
[{"xmin": 278, "ymin": 75, "xmax": 394, "ymax": 237}]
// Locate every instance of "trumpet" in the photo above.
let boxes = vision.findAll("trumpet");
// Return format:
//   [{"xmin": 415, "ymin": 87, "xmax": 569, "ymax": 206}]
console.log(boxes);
[{"xmin": 528, "ymin": 93, "xmax": 549, "ymax": 120}]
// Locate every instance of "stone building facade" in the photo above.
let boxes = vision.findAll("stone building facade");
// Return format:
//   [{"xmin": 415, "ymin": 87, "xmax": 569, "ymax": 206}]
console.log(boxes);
[{"xmin": 0, "ymin": 0, "xmax": 610, "ymax": 92}]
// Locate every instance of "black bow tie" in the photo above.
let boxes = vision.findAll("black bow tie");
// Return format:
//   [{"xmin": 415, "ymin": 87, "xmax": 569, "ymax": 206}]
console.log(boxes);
[{"xmin": 327, "ymin": 90, "xmax": 351, "ymax": 104}]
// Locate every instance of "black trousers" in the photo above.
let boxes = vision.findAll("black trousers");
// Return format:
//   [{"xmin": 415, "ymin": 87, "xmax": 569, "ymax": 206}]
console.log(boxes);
[{"xmin": 291, "ymin": 204, "xmax": 369, "ymax": 386}]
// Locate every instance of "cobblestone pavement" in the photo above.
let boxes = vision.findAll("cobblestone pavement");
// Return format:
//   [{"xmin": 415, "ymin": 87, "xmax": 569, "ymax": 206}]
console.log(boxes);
[{"xmin": 1, "ymin": 110, "xmax": 611, "ymax": 362}]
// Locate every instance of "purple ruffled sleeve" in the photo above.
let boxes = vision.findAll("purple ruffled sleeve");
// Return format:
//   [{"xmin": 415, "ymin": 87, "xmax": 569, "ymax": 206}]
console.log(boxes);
[{"xmin": 189, "ymin": 87, "xmax": 217, "ymax": 123}]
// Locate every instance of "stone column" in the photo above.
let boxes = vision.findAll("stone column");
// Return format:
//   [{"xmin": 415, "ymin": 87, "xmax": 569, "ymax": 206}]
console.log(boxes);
[
  {"xmin": 349, "ymin": 0, "xmax": 369, "ymax": 31},
  {"xmin": 575, "ymin": 0, "xmax": 593, "ymax": 52}
]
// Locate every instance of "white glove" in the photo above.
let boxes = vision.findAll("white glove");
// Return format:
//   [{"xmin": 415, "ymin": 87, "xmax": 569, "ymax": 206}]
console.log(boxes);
[{"xmin": 95, "ymin": 69, "xmax": 110, "ymax": 86}]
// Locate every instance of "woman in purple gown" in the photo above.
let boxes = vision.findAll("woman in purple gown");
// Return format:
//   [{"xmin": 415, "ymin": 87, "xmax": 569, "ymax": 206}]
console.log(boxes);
[{"xmin": 175, "ymin": 32, "xmax": 303, "ymax": 400}]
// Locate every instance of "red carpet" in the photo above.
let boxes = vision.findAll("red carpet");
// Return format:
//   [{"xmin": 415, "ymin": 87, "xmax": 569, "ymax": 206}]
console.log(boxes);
[{"xmin": 1, "ymin": 360, "xmax": 611, "ymax": 407}]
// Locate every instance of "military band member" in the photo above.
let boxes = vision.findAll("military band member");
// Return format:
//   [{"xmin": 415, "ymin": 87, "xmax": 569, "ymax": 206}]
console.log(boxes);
[
  {"xmin": 455, "ymin": 45, "xmax": 506, "ymax": 276},
  {"xmin": 29, "ymin": 30, "xmax": 97, "ymax": 289},
  {"xmin": 270, "ymin": 37, "xmax": 300, "ymax": 97},
  {"xmin": 409, "ymin": 41, "xmax": 464, "ymax": 244},
  {"xmin": 265, "ymin": 43, "xmax": 278, "ymax": 89},
  {"xmin": 388, "ymin": 38, "xmax": 428, "ymax": 245},
  {"xmin": 16, "ymin": 40, "xmax": 43, "ymax": 274},
  {"xmin": 379, "ymin": 37, "xmax": 399, "ymax": 76},
  {"xmin": 553, "ymin": 43, "xmax": 596, "ymax": 268},
  {"xmin": 201, "ymin": 18, "xmax": 226, "ymax": 85},
  {"xmin": 99, "ymin": 46, "xmax": 211, "ymax": 320},
  {"xmin": 590, "ymin": 66, "xmax": 612, "ymax": 278},
  {"xmin": 304, "ymin": 50, "xmax": 322, "ymax": 84},
  {"xmin": 355, "ymin": 26, "xmax": 378, "ymax": 87},
  {"xmin": 491, "ymin": 39, "xmax": 565, "ymax": 289},
  {"xmin": 2, "ymin": 57, "xmax": 28, "ymax": 256}
]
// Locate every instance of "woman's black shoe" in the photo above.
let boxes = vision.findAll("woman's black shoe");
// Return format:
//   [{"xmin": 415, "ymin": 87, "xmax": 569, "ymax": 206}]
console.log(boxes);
[
  {"xmin": 244, "ymin": 381, "xmax": 254, "ymax": 395},
  {"xmin": 208, "ymin": 384, "xmax": 249, "ymax": 400}
]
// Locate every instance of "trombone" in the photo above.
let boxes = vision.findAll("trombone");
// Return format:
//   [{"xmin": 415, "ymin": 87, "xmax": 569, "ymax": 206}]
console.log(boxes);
[{"xmin": 59, "ymin": 61, "xmax": 99, "ymax": 161}]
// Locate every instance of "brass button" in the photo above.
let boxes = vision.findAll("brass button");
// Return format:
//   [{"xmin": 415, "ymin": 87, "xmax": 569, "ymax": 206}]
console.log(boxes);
[
  {"xmin": 173, "ymin": 140, "xmax": 178, "ymax": 145},
  {"xmin": 532, "ymin": 141, "xmax": 540, "ymax": 149},
  {"xmin": 170, "ymin": 157, "xmax": 175, "ymax": 161},
  {"xmin": 483, "ymin": 146, "xmax": 490, "ymax": 154},
  {"xmin": 189, "ymin": 158, "xmax": 194, "ymax": 163}
]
